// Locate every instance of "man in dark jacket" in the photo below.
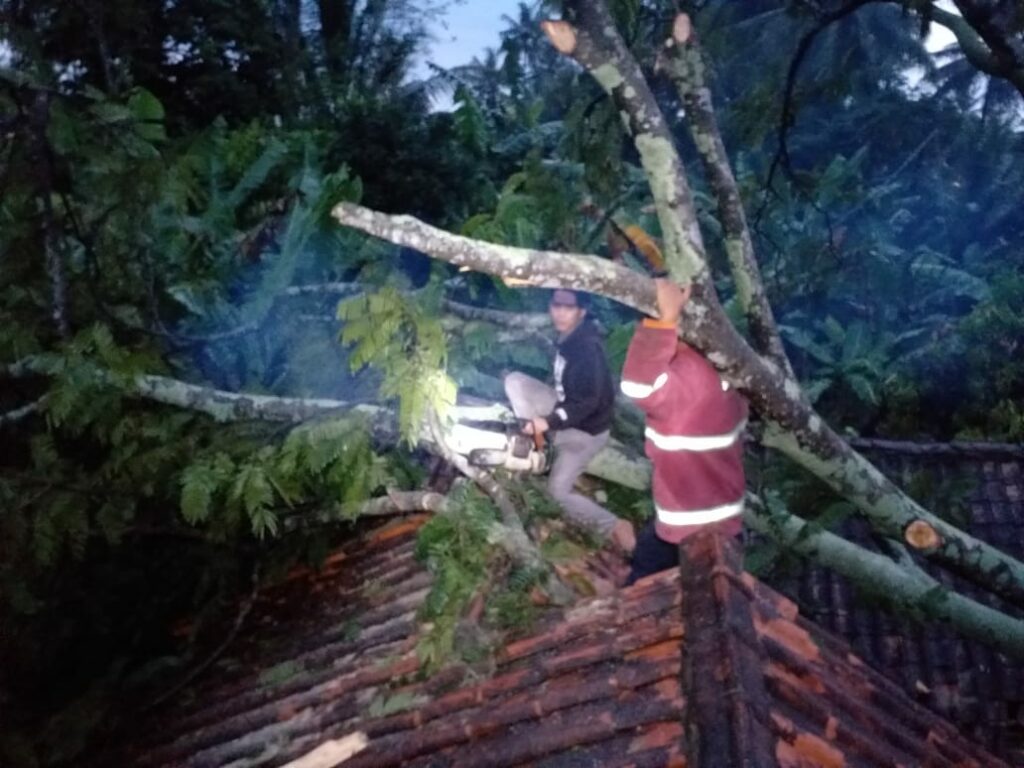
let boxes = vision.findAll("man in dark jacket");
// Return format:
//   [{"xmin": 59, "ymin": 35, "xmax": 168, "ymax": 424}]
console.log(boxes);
[{"xmin": 504, "ymin": 289, "xmax": 636, "ymax": 553}]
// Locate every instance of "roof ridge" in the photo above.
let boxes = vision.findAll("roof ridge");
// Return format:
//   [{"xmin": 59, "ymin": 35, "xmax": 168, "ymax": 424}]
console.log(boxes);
[{"xmin": 679, "ymin": 533, "xmax": 776, "ymax": 767}]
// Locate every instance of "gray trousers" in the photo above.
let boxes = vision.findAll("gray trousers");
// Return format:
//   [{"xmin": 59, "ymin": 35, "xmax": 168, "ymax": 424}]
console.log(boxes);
[{"xmin": 504, "ymin": 372, "xmax": 619, "ymax": 537}]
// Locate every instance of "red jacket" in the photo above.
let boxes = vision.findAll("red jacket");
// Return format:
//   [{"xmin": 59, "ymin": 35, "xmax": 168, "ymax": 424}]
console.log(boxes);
[{"xmin": 621, "ymin": 319, "xmax": 748, "ymax": 544}]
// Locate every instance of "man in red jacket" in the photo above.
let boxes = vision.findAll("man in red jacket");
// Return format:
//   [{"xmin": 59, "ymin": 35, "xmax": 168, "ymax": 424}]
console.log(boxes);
[{"xmin": 620, "ymin": 278, "xmax": 748, "ymax": 582}]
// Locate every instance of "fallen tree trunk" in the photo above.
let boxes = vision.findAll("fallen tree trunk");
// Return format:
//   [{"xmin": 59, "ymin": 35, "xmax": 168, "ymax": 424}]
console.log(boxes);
[
  {"xmin": 745, "ymin": 495, "xmax": 1024, "ymax": 659},
  {"xmin": 2, "ymin": 355, "xmax": 650, "ymax": 490},
  {"xmin": 281, "ymin": 490, "xmax": 450, "ymax": 532},
  {"xmin": 3, "ymin": 355, "xmax": 376, "ymax": 424}
]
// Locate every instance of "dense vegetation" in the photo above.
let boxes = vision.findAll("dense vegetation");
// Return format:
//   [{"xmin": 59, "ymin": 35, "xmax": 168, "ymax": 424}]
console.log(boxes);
[{"xmin": 1, "ymin": 1, "xmax": 1021, "ymax": 763}]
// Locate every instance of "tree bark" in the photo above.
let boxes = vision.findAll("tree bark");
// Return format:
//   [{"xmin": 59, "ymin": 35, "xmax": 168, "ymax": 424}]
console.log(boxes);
[
  {"xmin": 283, "ymin": 281, "xmax": 364, "ymax": 297},
  {"xmin": 332, "ymin": 204, "xmax": 656, "ymax": 311},
  {"xmin": 141, "ymin": 281, "xmax": 545, "ymax": 348},
  {"xmin": 548, "ymin": 6, "xmax": 709, "ymax": 287},
  {"xmin": 442, "ymin": 300, "xmax": 550, "ymax": 333},
  {"xmin": 439, "ymin": 317, "xmax": 553, "ymax": 350}
]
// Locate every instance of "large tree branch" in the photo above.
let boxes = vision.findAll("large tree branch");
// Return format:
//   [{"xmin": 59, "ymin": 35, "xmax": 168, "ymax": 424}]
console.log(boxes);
[
  {"xmin": 441, "ymin": 317, "xmax": 554, "ymax": 350},
  {"xmin": 1, "ymin": 355, "xmax": 646, "ymax": 495},
  {"xmin": 147, "ymin": 281, "xmax": 548, "ymax": 347},
  {"xmin": 120, "ymin": 373, "xmax": 371, "ymax": 423},
  {"xmin": 442, "ymin": 299, "xmax": 550, "ymax": 332},
  {"xmin": 82, "ymin": 336, "xmax": 1024, "ymax": 611},
  {"xmin": 10, "ymin": 346, "xmax": 1024, "ymax": 641},
  {"xmin": 282, "ymin": 282, "xmax": 363, "ymax": 297},
  {"xmin": 2, "ymin": 355, "xmax": 378, "ymax": 424},
  {"xmin": 282, "ymin": 490, "xmax": 450, "ymax": 532},
  {"xmin": 332, "ymin": 203, "xmax": 658, "ymax": 312},
  {"xmin": 745, "ymin": 495, "xmax": 1024, "ymax": 659},
  {"xmin": 546, "ymin": 3, "xmax": 709, "ymax": 287},
  {"xmin": 0, "ymin": 357, "xmax": 581, "ymax": 604},
  {"xmin": 759, "ymin": 419, "xmax": 1024, "ymax": 607},
  {"xmin": 287, "ymin": 286, "xmax": 553, "ymax": 335},
  {"xmin": 659, "ymin": 14, "xmax": 793, "ymax": 373}
]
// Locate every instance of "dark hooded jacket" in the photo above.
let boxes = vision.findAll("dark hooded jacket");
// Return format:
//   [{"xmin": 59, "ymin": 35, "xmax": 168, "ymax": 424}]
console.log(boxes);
[{"xmin": 546, "ymin": 319, "xmax": 615, "ymax": 435}]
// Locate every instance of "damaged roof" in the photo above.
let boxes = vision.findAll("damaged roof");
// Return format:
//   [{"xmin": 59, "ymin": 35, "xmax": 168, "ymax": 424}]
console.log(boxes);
[{"xmin": 109, "ymin": 509, "xmax": 1009, "ymax": 768}]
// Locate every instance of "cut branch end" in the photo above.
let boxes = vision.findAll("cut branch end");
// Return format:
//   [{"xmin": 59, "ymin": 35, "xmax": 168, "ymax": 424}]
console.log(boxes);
[
  {"xmin": 672, "ymin": 13, "xmax": 693, "ymax": 45},
  {"xmin": 904, "ymin": 520, "xmax": 942, "ymax": 550},
  {"xmin": 541, "ymin": 20, "xmax": 577, "ymax": 55}
]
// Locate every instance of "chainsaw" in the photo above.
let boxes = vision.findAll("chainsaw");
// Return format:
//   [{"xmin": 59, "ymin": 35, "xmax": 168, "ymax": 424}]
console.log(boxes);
[{"xmin": 447, "ymin": 417, "xmax": 549, "ymax": 474}]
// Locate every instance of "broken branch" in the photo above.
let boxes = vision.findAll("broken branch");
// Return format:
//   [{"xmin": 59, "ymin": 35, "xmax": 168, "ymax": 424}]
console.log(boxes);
[{"xmin": 661, "ymin": 13, "xmax": 792, "ymax": 372}]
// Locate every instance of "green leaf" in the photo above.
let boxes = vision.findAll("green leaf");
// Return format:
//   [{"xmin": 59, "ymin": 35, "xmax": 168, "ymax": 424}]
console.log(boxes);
[
  {"xmin": 847, "ymin": 373, "xmax": 878, "ymax": 405},
  {"xmin": 167, "ymin": 284, "xmax": 212, "ymax": 318},
  {"xmin": 822, "ymin": 317, "xmax": 846, "ymax": 347},
  {"xmin": 32, "ymin": 505, "xmax": 60, "ymax": 566},
  {"xmin": 366, "ymin": 691, "xmax": 429, "ymax": 718},
  {"xmin": 779, "ymin": 325, "xmax": 835, "ymax": 365},
  {"xmin": 90, "ymin": 101, "xmax": 134, "ymax": 125},
  {"xmin": 181, "ymin": 463, "xmax": 217, "ymax": 525},
  {"xmin": 911, "ymin": 259, "xmax": 991, "ymax": 303},
  {"xmin": 453, "ymin": 85, "xmax": 490, "ymax": 154},
  {"xmin": 127, "ymin": 88, "xmax": 166, "ymax": 142},
  {"xmin": 30, "ymin": 434, "xmax": 59, "ymax": 471},
  {"xmin": 226, "ymin": 139, "xmax": 287, "ymax": 209},
  {"xmin": 96, "ymin": 502, "xmax": 133, "ymax": 544},
  {"xmin": 840, "ymin": 322, "xmax": 868, "ymax": 363},
  {"xmin": 235, "ymin": 464, "xmax": 273, "ymax": 515},
  {"xmin": 803, "ymin": 379, "xmax": 831, "ymax": 404},
  {"xmin": 258, "ymin": 660, "xmax": 301, "ymax": 687},
  {"xmin": 743, "ymin": 541, "xmax": 782, "ymax": 576},
  {"xmin": 250, "ymin": 506, "xmax": 278, "ymax": 538}
]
